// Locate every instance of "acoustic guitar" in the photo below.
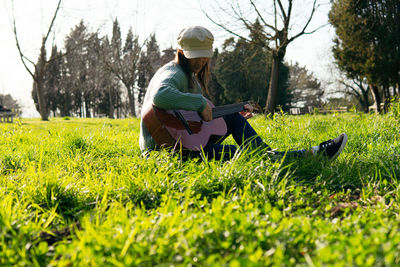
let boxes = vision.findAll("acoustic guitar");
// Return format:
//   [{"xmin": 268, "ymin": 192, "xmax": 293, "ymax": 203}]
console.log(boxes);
[{"xmin": 142, "ymin": 99, "xmax": 248, "ymax": 151}]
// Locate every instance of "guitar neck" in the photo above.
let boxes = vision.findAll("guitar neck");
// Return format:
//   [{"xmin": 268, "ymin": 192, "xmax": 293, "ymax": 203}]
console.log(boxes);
[{"xmin": 212, "ymin": 102, "xmax": 247, "ymax": 119}]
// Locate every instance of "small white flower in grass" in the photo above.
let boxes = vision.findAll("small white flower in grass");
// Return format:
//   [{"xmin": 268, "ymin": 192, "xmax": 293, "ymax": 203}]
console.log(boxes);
[{"xmin": 255, "ymin": 180, "xmax": 265, "ymax": 191}]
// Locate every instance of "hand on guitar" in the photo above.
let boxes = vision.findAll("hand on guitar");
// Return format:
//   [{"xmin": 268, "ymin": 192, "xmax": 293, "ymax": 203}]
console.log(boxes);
[
  {"xmin": 200, "ymin": 102, "xmax": 213, "ymax": 121},
  {"xmin": 240, "ymin": 104, "xmax": 254, "ymax": 119}
]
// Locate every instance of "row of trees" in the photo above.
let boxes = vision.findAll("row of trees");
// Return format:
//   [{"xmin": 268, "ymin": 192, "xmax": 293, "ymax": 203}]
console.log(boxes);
[
  {"xmin": 29, "ymin": 19, "xmax": 323, "ymax": 118},
  {"xmin": 14, "ymin": 0, "xmax": 399, "ymax": 118},
  {"xmin": 12, "ymin": 0, "xmax": 325, "ymax": 119},
  {"xmin": 13, "ymin": 0, "xmax": 327, "ymax": 119},
  {"xmin": 329, "ymin": 0, "xmax": 400, "ymax": 113},
  {"xmin": 31, "ymin": 20, "xmax": 175, "ymax": 118}
]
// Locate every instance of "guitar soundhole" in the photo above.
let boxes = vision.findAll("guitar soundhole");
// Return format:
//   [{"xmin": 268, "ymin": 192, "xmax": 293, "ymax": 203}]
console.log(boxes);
[{"xmin": 188, "ymin": 121, "xmax": 202, "ymax": 133}]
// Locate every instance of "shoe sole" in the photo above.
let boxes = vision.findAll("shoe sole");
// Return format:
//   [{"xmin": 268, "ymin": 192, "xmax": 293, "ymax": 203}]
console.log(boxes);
[{"xmin": 331, "ymin": 133, "xmax": 348, "ymax": 159}]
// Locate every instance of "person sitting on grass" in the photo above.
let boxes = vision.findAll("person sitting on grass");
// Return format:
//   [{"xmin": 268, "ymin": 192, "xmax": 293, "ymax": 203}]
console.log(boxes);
[{"xmin": 139, "ymin": 26, "xmax": 348, "ymax": 161}]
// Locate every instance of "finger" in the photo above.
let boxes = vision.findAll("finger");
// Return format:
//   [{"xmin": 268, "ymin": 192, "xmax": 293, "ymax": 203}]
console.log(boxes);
[{"xmin": 244, "ymin": 112, "xmax": 253, "ymax": 119}]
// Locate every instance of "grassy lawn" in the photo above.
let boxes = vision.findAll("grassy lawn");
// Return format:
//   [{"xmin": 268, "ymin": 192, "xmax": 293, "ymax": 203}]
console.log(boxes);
[{"xmin": 1, "ymin": 111, "xmax": 400, "ymax": 266}]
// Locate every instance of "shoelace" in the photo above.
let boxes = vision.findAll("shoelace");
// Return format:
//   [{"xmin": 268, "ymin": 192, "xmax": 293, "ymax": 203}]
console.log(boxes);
[{"xmin": 319, "ymin": 139, "xmax": 333, "ymax": 149}]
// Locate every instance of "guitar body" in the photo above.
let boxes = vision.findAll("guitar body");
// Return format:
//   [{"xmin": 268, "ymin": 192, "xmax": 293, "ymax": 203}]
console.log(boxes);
[
  {"xmin": 143, "ymin": 99, "xmax": 227, "ymax": 151},
  {"xmin": 142, "ymin": 99, "xmax": 247, "ymax": 151}
]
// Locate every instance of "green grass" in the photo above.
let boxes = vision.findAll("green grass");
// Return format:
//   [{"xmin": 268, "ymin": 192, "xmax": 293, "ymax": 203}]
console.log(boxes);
[{"xmin": 0, "ymin": 111, "xmax": 400, "ymax": 266}]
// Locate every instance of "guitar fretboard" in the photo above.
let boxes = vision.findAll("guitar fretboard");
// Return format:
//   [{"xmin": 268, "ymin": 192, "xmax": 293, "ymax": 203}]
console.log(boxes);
[{"xmin": 212, "ymin": 102, "xmax": 247, "ymax": 118}]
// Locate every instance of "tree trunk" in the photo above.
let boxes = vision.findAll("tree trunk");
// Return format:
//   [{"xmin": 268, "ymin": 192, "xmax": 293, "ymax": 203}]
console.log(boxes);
[
  {"xmin": 116, "ymin": 96, "xmax": 120, "ymax": 119},
  {"xmin": 35, "ymin": 43, "xmax": 49, "ymax": 121},
  {"xmin": 34, "ymin": 78, "xmax": 49, "ymax": 121},
  {"xmin": 108, "ymin": 87, "xmax": 114, "ymax": 119},
  {"xmin": 265, "ymin": 52, "xmax": 280, "ymax": 114},
  {"xmin": 361, "ymin": 87, "xmax": 370, "ymax": 113},
  {"xmin": 126, "ymin": 85, "xmax": 136, "ymax": 117},
  {"xmin": 384, "ymin": 85, "xmax": 391, "ymax": 113},
  {"xmin": 370, "ymin": 85, "xmax": 382, "ymax": 113},
  {"xmin": 85, "ymin": 99, "xmax": 91, "ymax": 118}
]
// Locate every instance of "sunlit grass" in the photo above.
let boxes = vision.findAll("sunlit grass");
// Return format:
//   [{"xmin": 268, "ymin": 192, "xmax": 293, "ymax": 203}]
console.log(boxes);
[{"xmin": 1, "ymin": 112, "xmax": 400, "ymax": 266}]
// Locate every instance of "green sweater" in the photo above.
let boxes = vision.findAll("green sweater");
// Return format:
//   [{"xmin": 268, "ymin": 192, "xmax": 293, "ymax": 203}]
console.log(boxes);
[{"xmin": 139, "ymin": 61, "xmax": 207, "ymax": 151}]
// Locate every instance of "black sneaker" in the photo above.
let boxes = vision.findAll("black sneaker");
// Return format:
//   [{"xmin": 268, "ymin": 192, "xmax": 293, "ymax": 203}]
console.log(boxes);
[{"xmin": 314, "ymin": 133, "xmax": 348, "ymax": 159}]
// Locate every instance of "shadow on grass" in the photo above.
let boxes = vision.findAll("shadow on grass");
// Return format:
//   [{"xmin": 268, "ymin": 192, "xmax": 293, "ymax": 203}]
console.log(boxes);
[{"xmin": 31, "ymin": 182, "xmax": 92, "ymax": 220}]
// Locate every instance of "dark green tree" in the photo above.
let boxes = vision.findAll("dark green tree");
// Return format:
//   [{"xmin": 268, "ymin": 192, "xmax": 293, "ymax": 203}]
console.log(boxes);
[
  {"xmin": 104, "ymin": 21, "xmax": 141, "ymax": 117},
  {"xmin": 137, "ymin": 51, "xmax": 149, "ymax": 106},
  {"xmin": 98, "ymin": 36, "xmax": 122, "ymax": 118},
  {"xmin": 37, "ymin": 45, "xmax": 63, "ymax": 117},
  {"xmin": 207, "ymin": 49, "xmax": 225, "ymax": 106},
  {"xmin": 56, "ymin": 53, "xmax": 73, "ymax": 117},
  {"xmin": 145, "ymin": 34, "xmax": 161, "ymax": 79},
  {"xmin": 31, "ymin": 47, "xmax": 48, "ymax": 116},
  {"xmin": 329, "ymin": 0, "xmax": 400, "ymax": 112},
  {"xmin": 214, "ymin": 30, "xmax": 271, "ymax": 107},
  {"xmin": 276, "ymin": 61, "xmax": 291, "ymax": 111},
  {"xmin": 86, "ymin": 32, "xmax": 120, "ymax": 118},
  {"xmin": 137, "ymin": 34, "xmax": 161, "ymax": 107},
  {"xmin": 63, "ymin": 20, "xmax": 89, "ymax": 117}
]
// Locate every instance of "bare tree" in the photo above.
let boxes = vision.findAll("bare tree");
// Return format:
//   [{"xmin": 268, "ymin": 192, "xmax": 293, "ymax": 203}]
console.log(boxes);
[
  {"xmin": 11, "ymin": 0, "xmax": 62, "ymax": 120},
  {"xmin": 200, "ymin": 0, "xmax": 325, "ymax": 114}
]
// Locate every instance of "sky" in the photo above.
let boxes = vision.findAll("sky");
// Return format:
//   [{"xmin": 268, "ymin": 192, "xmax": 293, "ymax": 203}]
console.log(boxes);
[{"xmin": 0, "ymin": 0, "xmax": 336, "ymax": 117}]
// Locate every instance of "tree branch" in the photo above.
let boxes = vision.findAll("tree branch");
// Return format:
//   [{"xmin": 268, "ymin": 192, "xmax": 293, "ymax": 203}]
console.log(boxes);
[
  {"xmin": 339, "ymin": 80, "xmax": 361, "ymax": 98},
  {"xmin": 199, "ymin": 2, "xmax": 251, "ymax": 42},
  {"xmin": 231, "ymin": 2, "xmax": 254, "ymax": 33},
  {"xmin": 287, "ymin": 0, "xmax": 322, "ymax": 43},
  {"xmin": 11, "ymin": 0, "xmax": 35, "ymax": 78},
  {"xmin": 11, "ymin": 0, "xmax": 63, "ymax": 80},
  {"xmin": 249, "ymin": 0, "xmax": 278, "ymax": 32},
  {"xmin": 285, "ymin": 0, "xmax": 293, "ymax": 29},
  {"xmin": 43, "ymin": 0, "xmax": 62, "ymax": 46},
  {"xmin": 276, "ymin": 0, "xmax": 287, "ymax": 21}
]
